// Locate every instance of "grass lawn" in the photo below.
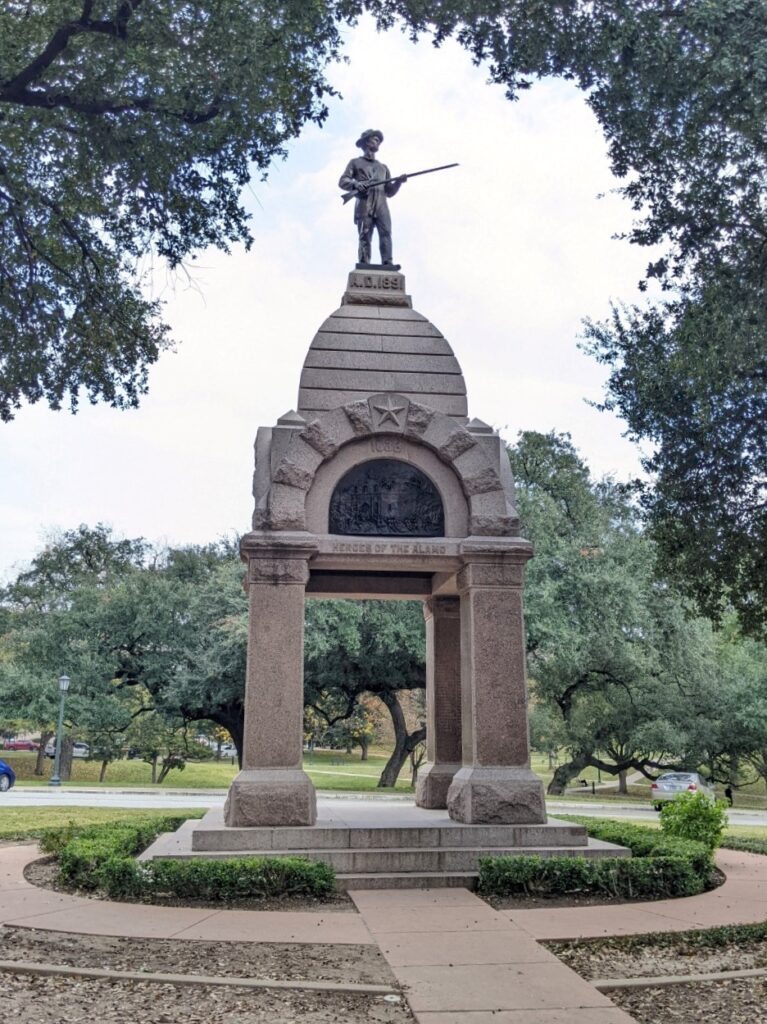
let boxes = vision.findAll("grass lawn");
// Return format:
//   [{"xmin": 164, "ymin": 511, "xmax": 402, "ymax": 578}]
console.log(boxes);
[
  {"xmin": 1, "ymin": 748, "xmax": 415, "ymax": 791},
  {"xmin": 3, "ymin": 748, "xmax": 766, "ymax": 806},
  {"xmin": 0, "ymin": 806, "xmax": 206, "ymax": 841}
]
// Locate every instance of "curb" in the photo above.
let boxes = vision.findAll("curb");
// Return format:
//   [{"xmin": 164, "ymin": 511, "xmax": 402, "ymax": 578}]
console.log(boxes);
[
  {"xmin": 593, "ymin": 966, "xmax": 767, "ymax": 991},
  {"xmin": 0, "ymin": 959, "xmax": 399, "ymax": 996}
]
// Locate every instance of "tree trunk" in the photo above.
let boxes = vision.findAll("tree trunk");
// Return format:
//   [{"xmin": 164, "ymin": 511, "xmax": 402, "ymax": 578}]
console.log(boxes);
[
  {"xmin": 359, "ymin": 736, "xmax": 369, "ymax": 761},
  {"xmin": 99, "ymin": 759, "xmax": 109, "ymax": 783},
  {"xmin": 35, "ymin": 729, "xmax": 53, "ymax": 776},
  {"xmin": 617, "ymin": 769, "xmax": 628, "ymax": 795},
  {"xmin": 59, "ymin": 736, "xmax": 74, "ymax": 781},
  {"xmin": 212, "ymin": 709, "xmax": 244, "ymax": 769},
  {"xmin": 547, "ymin": 752, "xmax": 591, "ymax": 795},
  {"xmin": 157, "ymin": 758, "xmax": 172, "ymax": 784},
  {"xmin": 377, "ymin": 692, "xmax": 427, "ymax": 788},
  {"xmin": 150, "ymin": 755, "xmax": 158, "ymax": 784},
  {"xmin": 410, "ymin": 743, "xmax": 426, "ymax": 787}
]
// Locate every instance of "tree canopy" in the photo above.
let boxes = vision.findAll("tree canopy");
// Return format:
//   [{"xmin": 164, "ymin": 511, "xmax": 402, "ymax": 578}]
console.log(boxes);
[
  {"xmin": 2, "ymin": 0, "xmax": 765, "ymax": 426},
  {"xmin": 511, "ymin": 431, "xmax": 750, "ymax": 793},
  {"xmin": 0, "ymin": 0, "xmax": 348, "ymax": 420}
]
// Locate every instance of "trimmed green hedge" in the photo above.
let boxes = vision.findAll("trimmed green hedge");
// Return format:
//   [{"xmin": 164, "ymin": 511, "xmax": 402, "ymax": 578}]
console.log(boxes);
[
  {"xmin": 478, "ymin": 818, "xmax": 714, "ymax": 900},
  {"xmin": 43, "ymin": 815, "xmax": 335, "ymax": 901},
  {"xmin": 722, "ymin": 836, "xmax": 767, "ymax": 857},
  {"xmin": 99, "ymin": 854, "xmax": 335, "ymax": 900}
]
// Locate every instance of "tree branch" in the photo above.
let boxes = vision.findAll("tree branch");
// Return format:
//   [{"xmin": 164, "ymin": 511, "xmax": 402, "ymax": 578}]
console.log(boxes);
[{"xmin": 1, "ymin": 1, "xmax": 144, "ymax": 99}]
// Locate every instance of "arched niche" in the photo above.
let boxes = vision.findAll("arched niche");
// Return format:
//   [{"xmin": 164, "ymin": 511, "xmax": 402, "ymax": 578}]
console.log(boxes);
[
  {"xmin": 305, "ymin": 436, "xmax": 469, "ymax": 537},
  {"xmin": 329, "ymin": 458, "xmax": 445, "ymax": 537}
]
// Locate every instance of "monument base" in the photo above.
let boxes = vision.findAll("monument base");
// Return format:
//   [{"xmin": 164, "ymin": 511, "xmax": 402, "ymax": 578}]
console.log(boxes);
[
  {"xmin": 447, "ymin": 766, "xmax": 547, "ymax": 824},
  {"xmin": 224, "ymin": 769, "xmax": 317, "ymax": 827},
  {"xmin": 140, "ymin": 802, "xmax": 630, "ymax": 890},
  {"xmin": 415, "ymin": 761, "xmax": 462, "ymax": 809}
]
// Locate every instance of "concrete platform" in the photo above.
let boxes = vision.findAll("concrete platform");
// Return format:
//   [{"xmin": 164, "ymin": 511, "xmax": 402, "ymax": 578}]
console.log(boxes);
[{"xmin": 140, "ymin": 800, "xmax": 630, "ymax": 890}]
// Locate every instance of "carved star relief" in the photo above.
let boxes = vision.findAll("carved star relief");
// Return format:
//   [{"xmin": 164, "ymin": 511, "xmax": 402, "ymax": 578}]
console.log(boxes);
[{"xmin": 372, "ymin": 396, "xmax": 407, "ymax": 427}]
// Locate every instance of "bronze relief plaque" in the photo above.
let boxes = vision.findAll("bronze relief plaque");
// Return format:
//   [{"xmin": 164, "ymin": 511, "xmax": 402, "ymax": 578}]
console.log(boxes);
[{"xmin": 329, "ymin": 459, "xmax": 445, "ymax": 537}]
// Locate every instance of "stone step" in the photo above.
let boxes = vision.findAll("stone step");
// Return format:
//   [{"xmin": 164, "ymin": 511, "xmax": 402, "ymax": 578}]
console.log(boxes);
[
  {"xmin": 149, "ymin": 839, "xmax": 629, "ymax": 874},
  {"xmin": 337, "ymin": 871, "xmax": 479, "ymax": 891},
  {"xmin": 190, "ymin": 820, "xmax": 590, "ymax": 853}
]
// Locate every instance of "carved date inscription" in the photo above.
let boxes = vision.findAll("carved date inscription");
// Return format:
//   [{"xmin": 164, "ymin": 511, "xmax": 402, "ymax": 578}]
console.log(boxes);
[{"xmin": 329, "ymin": 459, "xmax": 444, "ymax": 537}]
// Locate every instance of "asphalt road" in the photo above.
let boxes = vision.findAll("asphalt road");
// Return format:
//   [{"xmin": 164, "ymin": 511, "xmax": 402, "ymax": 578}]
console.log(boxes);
[{"xmin": 3, "ymin": 787, "xmax": 767, "ymax": 827}]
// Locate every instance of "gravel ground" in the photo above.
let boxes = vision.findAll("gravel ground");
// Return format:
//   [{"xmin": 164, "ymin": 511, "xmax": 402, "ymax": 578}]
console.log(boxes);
[
  {"xmin": 0, "ymin": 926, "xmax": 392, "ymax": 984},
  {"xmin": 550, "ymin": 933, "xmax": 767, "ymax": 1023},
  {"xmin": 0, "ymin": 974, "xmax": 413, "ymax": 1023},
  {"xmin": 610, "ymin": 978, "xmax": 767, "ymax": 1023},
  {"xmin": 0, "ymin": 927, "xmax": 413, "ymax": 1023},
  {"xmin": 550, "ymin": 935, "xmax": 767, "ymax": 980}
]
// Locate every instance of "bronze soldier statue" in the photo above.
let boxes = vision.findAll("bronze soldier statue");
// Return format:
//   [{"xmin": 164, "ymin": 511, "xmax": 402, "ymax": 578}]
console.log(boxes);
[{"xmin": 339, "ymin": 129, "xmax": 406, "ymax": 268}]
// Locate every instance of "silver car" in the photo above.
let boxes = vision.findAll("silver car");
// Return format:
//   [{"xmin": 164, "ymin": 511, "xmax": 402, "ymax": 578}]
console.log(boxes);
[{"xmin": 651, "ymin": 771, "xmax": 716, "ymax": 810}]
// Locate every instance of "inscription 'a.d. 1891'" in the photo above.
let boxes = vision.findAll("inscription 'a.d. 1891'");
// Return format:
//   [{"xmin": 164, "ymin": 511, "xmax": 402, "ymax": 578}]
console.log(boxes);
[
  {"xmin": 349, "ymin": 273, "xmax": 403, "ymax": 291},
  {"xmin": 329, "ymin": 459, "xmax": 444, "ymax": 537}
]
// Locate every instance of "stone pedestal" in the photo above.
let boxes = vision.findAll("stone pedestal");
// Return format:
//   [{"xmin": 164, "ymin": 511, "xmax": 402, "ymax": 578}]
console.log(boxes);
[
  {"xmin": 447, "ymin": 554, "xmax": 546, "ymax": 824},
  {"xmin": 416, "ymin": 597, "xmax": 462, "ymax": 809},
  {"xmin": 224, "ymin": 538, "xmax": 317, "ymax": 827}
]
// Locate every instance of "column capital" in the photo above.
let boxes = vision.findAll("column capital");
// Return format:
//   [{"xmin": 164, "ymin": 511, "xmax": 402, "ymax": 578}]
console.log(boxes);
[
  {"xmin": 457, "ymin": 560, "xmax": 525, "ymax": 591},
  {"xmin": 249, "ymin": 557, "xmax": 311, "ymax": 586},
  {"xmin": 424, "ymin": 596, "xmax": 461, "ymax": 620},
  {"xmin": 241, "ymin": 532, "xmax": 317, "ymax": 586}
]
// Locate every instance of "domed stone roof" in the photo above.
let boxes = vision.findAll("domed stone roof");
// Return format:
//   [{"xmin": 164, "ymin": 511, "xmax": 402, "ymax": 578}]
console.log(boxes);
[{"xmin": 297, "ymin": 271, "xmax": 468, "ymax": 421}]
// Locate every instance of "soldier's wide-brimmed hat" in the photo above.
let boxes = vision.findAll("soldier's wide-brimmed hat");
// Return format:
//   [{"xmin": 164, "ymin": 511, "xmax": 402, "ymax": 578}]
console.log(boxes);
[{"xmin": 356, "ymin": 129, "xmax": 384, "ymax": 148}]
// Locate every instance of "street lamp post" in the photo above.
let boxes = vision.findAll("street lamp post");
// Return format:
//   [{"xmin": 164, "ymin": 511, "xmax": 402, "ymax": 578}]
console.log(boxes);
[{"xmin": 48, "ymin": 675, "xmax": 71, "ymax": 788}]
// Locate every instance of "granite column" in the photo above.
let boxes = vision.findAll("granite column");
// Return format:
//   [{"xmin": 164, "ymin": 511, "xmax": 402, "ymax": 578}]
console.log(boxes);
[
  {"xmin": 415, "ymin": 596, "xmax": 462, "ymax": 809},
  {"xmin": 446, "ymin": 552, "xmax": 546, "ymax": 824},
  {"xmin": 224, "ymin": 538, "xmax": 317, "ymax": 827}
]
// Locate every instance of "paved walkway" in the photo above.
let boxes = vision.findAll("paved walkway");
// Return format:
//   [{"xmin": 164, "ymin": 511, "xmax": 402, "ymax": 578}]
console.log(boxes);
[
  {"xmin": 0, "ymin": 844, "xmax": 370, "ymax": 945},
  {"xmin": 1, "ymin": 844, "xmax": 766, "ymax": 1023},
  {"xmin": 351, "ymin": 887, "xmax": 635, "ymax": 1023}
]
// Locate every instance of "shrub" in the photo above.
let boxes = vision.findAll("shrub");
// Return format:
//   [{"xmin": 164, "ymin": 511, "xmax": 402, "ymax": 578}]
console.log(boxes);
[
  {"xmin": 478, "ymin": 817, "xmax": 713, "ymax": 900},
  {"xmin": 660, "ymin": 792, "xmax": 728, "ymax": 849},
  {"xmin": 649, "ymin": 837, "xmax": 713, "ymax": 877},
  {"xmin": 142, "ymin": 857, "xmax": 335, "ymax": 901},
  {"xmin": 40, "ymin": 814, "xmax": 192, "ymax": 856},
  {"xmin": 49, "ymin": 815, "xmax": 192, "ymax": 888},
  {"xmin": 478, "ymin": 853, "xmax": 703, "ymax": 900},
  {"xmin": 48, "ymin": 815, "xmax": 336, "ymax": 902}
]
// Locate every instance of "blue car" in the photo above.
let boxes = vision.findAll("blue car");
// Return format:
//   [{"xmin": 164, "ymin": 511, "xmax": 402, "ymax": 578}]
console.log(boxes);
[{"xmin": 0, "ymin": 759, "xmax": 16, "ymax": 792}]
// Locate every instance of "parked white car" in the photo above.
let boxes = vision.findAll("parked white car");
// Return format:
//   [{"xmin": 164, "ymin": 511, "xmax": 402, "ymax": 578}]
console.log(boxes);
[
  {"xmin": 650, "ymin": 771, "xmax": 716, "ymax": 811},
  {"xmin": 44, "ymin": 740, "xmax": 90, "ymax": 759}
]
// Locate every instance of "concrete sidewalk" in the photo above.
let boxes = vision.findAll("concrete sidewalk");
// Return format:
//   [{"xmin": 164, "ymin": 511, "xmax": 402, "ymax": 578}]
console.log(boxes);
[
  {"xmin": 2, "ymin": 844, "xmax": 766, "ymax": 1023},
  {"xmin": 352, "ymin": 886, "xmax": 636, "ymax": 1022}
]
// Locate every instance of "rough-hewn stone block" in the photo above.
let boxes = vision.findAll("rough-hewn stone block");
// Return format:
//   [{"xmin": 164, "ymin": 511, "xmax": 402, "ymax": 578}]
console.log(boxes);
[{"xmin": 343, "ymin": 400, "xmax": 374, "ymax": 434}]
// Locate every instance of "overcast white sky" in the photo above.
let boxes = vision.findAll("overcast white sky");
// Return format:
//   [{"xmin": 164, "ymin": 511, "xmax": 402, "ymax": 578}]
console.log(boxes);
[{"xmin": 0, "ymin": 18, "xmax": 655, "ymax": 580}]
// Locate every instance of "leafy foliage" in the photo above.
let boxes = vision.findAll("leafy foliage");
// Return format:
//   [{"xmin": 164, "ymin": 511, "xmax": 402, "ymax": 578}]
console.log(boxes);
[
  {"xmin": 479, "ymin": 817, "xmax": 714, "ymax": 899},
  {"xmin": 660, "ymin": 792, "xmax": 729, "ymax": 850},
  {"xmin": 512, "ymin": 431, "xmax": 726, "ymax": 793},
  {"xmin": 3, "ymin": 0, "xmax": 764, "ymax": 442},
  {"xmin": 0, "ymin": 0, "xmax": 349, "ymax": 419},
  {"xmin": 48, "ymin": 814, "xmax": 335, "ymax": 900},
  {"xmin": 304, "ymin": 599, "xmax": 425, "ymax": 785},
  {"xmin": 375, "ymin": 0, "xmax": 767, "ymax": 636},
  {"xmin": 584, "ymin": 278, "xmax": 767, "ymax": 638}
]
